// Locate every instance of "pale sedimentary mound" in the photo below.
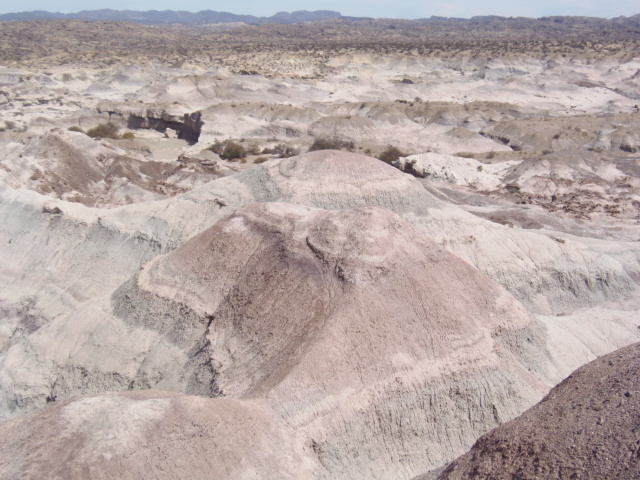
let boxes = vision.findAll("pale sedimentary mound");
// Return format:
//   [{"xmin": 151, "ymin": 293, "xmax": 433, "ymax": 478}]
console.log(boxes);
[
  {"xmin": 221, "ymin": 149, "xmax": 444, "ymax": 212},
  {"xmin": 1, "ymin": 202, "xmax": 554, "ymax": 478},
  {"xmin": 123, "ymin": 202, "xmax": 552, "ymax": 477},
  {"xmin": 220, "ymin": 151, "xmax": 638, "ymax": 315},
  {"xmin": 432, "ymin": 342, "xmax": 640, "ymax": 480},
  {"xmin": 0, "ymin": 152, "xmax": 637, "ymax": 478},
  {"xmin": 136, "ymin": 203, "xmax": 542, "ymax": 394}
]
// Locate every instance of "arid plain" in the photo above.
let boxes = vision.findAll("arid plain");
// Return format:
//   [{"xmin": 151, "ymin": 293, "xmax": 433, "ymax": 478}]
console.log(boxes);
[{"xmin": 0, "ymin": 15, "xmax": 639, "ymax": 479}]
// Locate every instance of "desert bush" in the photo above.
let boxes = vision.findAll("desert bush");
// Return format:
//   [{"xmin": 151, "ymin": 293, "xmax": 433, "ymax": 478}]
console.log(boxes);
[
  {"xmin": 254, "ymin": 156, "xmax": 269, "ymax": 164},
  {"xmin": 206, "ymin": 140, "xmax": 226, "ymax": 155},
  {"xmin": 121, "ymin": 131, "xmax": 135, "ymax": 140},
  {"xmin": 68, "ymin": 126, "xmax": 84, "ymax": 133},
  {"xmin": 86, "ymin": 123, "xmax": 119, "ymax": 139},
  {"xmin": 272, "ymin": 143, "xmax": 299, "ymax": 158},
  {"xmin": 308, "ymin": 137, "xmax": 355, "ymax": 152},
  {"xmin": 246, "ymin": 143, "xmax": 261, "ymax": 155},
  {"xmin": 262, "ymin": 144, "xmax": 294, "ymax": 157},
  {"xmin": 220, "ymin": 141, "xmax": 247, "ymax": 160},
  {"xmin": 377, "ymin": 145, "xmax": 407, "ymax": 164},
  {"xmin": 206, "ymin": 139, "xmax": 247, "ymax": 160}
]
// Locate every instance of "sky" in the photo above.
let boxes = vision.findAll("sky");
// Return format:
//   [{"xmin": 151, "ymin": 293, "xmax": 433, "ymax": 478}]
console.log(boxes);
[{"xmin": 1, "ymin": 0, "xmax": 638, "ymax": 19}]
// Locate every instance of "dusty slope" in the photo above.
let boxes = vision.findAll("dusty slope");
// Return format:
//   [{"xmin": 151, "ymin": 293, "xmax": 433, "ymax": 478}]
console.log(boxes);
[
  {"xmin": 0, "ymin": 19, "xmax": 639, "ymax": 480},
  {"xmin": 429, "ymin": 342, "xmax": 640, "ymax": 480},
  {"xmin": 212, "ymin": 152, "xmax": 640, "ymax": 315},
  {"xmin": 0, "ymin": 151, "xmax": 637, "ymax": 383},
  {"xmin": 0, "ymin": 167, "xmax": 637, "ymax": 478},
  {"xmin": 0, "ymin": 129, "xmax": 236, "ymax": 206},
  {"xmin": 0, "ymin": 202, "xmax": 555, "ymax": 478},
  {"xmin": 0, "ymin": 391, "xmax": 316, "ymax": 480},
  {"xmin": 1, "ymin": 149, "xmax": 635, "ymax": 328}
]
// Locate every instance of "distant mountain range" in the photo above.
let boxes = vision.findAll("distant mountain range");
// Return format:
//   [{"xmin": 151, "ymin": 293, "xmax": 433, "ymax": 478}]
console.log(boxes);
[
  {"xmin": 1, "ymin": 9, "xmax": 638, "ymax": 27},
  {"xmin": 0, "ymin": 9, "xmax": 350, "ymax": 25}
]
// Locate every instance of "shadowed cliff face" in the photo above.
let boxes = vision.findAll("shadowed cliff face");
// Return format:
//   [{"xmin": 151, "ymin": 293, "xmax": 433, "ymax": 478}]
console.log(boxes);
[{"xmin": 125, "ymin": 110, "xmax": 202, "ymax": 143}]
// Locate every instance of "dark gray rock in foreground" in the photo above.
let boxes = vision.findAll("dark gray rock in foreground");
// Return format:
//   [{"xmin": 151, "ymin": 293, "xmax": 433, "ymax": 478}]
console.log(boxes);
[{"xmin": 428, "ymin": 342, "xmax": 640, "ymax": 480}]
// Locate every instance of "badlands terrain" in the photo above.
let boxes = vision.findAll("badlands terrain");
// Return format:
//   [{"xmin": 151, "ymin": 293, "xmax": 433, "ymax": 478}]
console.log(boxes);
[{"xmin": 0, "ymin": 14, "xmax": 639, "ymax": 479}]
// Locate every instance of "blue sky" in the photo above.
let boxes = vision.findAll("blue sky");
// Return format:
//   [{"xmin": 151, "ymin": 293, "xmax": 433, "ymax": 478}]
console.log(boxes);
[{"xmin": 1, "ymin": 0, "xmax": 638, "ymax": 19}]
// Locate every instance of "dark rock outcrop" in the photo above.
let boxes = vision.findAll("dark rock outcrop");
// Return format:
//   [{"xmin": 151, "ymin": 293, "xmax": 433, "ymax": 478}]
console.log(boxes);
[
  {"xmin": 430, "ymin": 342, "xmax": 640, "ymax": 480},
  {"xmin": 99, "ymin": 103, "xmax": 203, "ymax": 143}
]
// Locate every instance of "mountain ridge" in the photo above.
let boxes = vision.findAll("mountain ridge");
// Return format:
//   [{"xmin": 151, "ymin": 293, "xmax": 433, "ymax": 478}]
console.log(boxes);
[
  {"xmin": 1, "ymin": 10, "xmax": 639, "ymax": 26},
  {"xmin": 0, "ymin": 9, "xmax": 349, "ymax": 25}
]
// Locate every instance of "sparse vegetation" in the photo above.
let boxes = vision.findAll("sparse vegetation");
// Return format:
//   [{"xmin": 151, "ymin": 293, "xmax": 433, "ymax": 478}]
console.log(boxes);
[
  {"xmin": 121, "ymin": 131, "xmax": 135, "ymax": 140},
  {"xmin": 206, "ymin": 139, "xmax": 248, "ymax": 160},
  {"xmin": 206, "ymin": 140, "xmax": 226, "ymax": 155},
  {"xmin": 308, "ymin": 137, "xmax": 355, "ymax": 152},
  {"xmin": 377, "ymin": 145, "xmax": 407, "ymax": 164},
  {"xmin": 68, "ymin": 126, "xmax": 84, "ymax": 133},
  {"xmin": 220, "ymin": 141, "xmax": 247, "ymax": 160},
  {"xmin": 246, "ymin": 143, "xmax": 261, "ymax": 155},
  {"xmin": 278, "ymin": 144, "xmax": 300, "ymax": 158},
  {"xmin": 86, "ymin": 123, "xmax": 120, "ymax": 139},
  {"xmin": 262, "ymin": 143, "xmax": 300, "ymax": 158},
  {"xmin": 1, "ymin": 17, "xmax": 639, "ymax": 74}
]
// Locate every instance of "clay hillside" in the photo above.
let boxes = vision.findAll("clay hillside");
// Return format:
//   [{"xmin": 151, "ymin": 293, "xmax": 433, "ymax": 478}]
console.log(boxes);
[
  {"xmin": 0, "ymin": 11, "xmax": 639, "ymax": 480},
  {"xmin": 420, "ymin": 342, "xmax": 640, "ymax": 480}
]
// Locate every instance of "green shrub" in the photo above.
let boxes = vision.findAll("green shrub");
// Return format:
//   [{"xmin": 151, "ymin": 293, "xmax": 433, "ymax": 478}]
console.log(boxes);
[
  {"xmin": 377, "ymin": 145, "xmax": 407, "ymax": 164},
  {"xmin": 274, "ymin": 144, "xmax": 300, "ymax": 158},
  {"xmin": 68, "ymin": 126, "xmax": 84, "ymax": 133},
  {"xmin": 246, "ymin": 143, "xmax": 261, "ymax": 155},
  {"xmin": 86, "ymin": 123, "xmax": 119, "ymax": 139},
  {"xmin": 121, "ymin": 131, "xmax": 135, "ymax": 140},
  {"xmin": 308, "ymin": 137, "xmax": 355, "ymax": 152},
  {"xmin": 220, "ymin": 141, "xmax": 247, "ymax": 160},
  {"xmin": 206, "ymin": 140, "xmax": 226, "ymax": 155},
  {"xmin": 207, "ymin": 139, "xmax": 248, "ymax": 160},
  {"xmin": 261, "ymin": 143, "xmax": 300, "ymax": 158}
]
